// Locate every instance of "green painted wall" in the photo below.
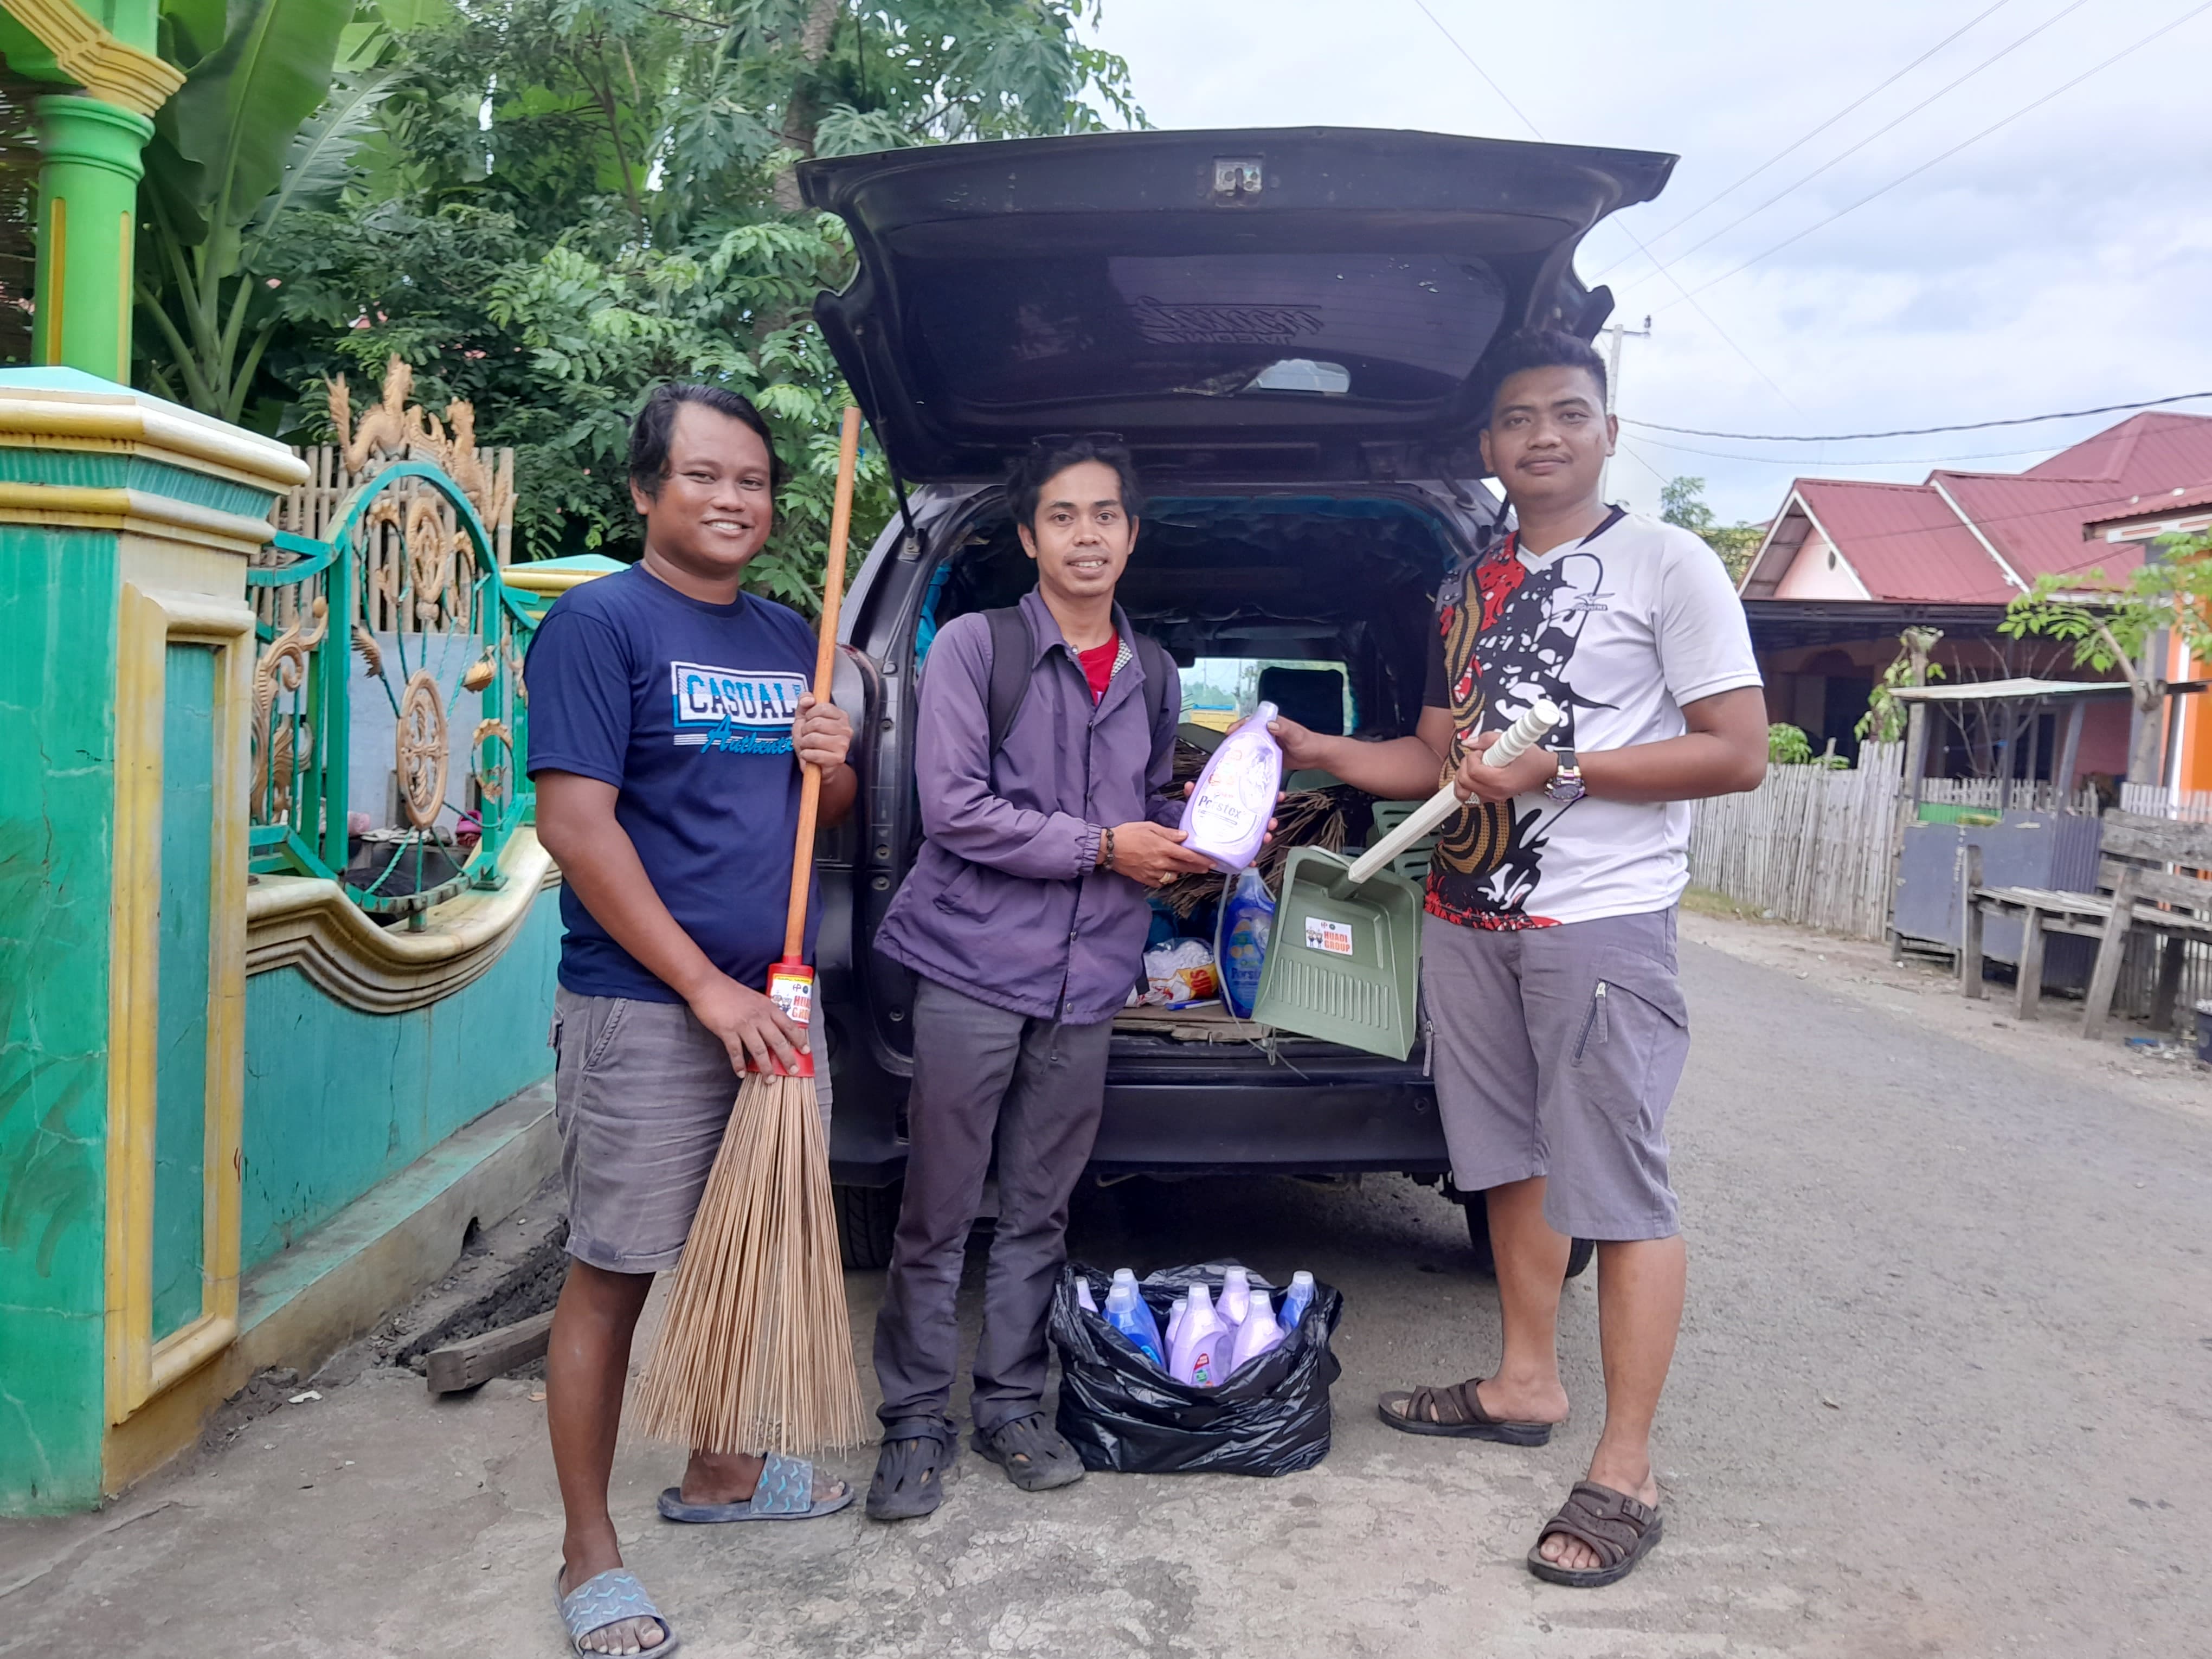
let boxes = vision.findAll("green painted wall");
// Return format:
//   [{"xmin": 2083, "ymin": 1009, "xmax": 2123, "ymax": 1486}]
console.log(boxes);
[
  {"xmin": 0, "ymin": 525, "xmax": 117, "ymax": 1514},
  {"xmin": 151, "ymin": 644, "xmax": 215, "ymax": 1342},
  {"xmin": 239, "ymin": 895, "xmax": 561, "ymax": 1274}
]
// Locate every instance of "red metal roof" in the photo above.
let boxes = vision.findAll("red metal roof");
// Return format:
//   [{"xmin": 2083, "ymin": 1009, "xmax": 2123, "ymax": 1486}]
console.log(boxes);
[
  {"xmin": 1770, "ymin": 412, "xmax": 2212, "ymax": 601},
  {"xmin": 2080, "ymin": 483, "xmax": 2212, "ymax": 532},
  {"xmin": 1792, "ymin": 479, "xmax": 2015, "ymax": 602}
]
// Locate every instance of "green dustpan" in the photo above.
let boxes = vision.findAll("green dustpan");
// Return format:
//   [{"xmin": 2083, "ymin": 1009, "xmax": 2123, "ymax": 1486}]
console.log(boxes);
[{"xmin": 1252, "ymin": 845, "xmax": 1426, "ymax": 1060}]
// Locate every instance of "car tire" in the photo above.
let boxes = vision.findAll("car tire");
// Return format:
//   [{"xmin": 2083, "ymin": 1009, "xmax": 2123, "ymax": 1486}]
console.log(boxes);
[
  {"xmin": 1460, "ymin": 1187, "xmax": 1594, "ymax": 1281},
  {"xmin": 834, "ymin": 1180, "xmax": 903, "ymax": 1271}
]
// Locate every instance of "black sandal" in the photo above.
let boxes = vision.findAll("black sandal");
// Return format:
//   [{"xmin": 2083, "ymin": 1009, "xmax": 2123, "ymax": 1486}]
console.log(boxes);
[
  {"xmin": 972, "ymin": 1412, "xmax": 1086, "ymax": 1493},
  {"xmin": 1377, "ymin": 1379, "xmax": 1554, "ymax": 1445},
  {"xmin": 866, "ymin": 1417, "xmax": 956, "ymax": 1522},
  {"xmin": 1527, "ymin": 1481, "xmax": 1664, "ymax": 1587}
]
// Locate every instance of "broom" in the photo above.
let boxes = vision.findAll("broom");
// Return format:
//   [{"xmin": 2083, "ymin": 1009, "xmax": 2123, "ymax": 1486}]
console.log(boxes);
[{"xmin": 631, "ymin": 407, "xmax": 872, "ymax": 1456}]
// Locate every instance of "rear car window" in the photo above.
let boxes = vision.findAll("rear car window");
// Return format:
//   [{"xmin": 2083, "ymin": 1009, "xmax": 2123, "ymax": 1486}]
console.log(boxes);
[
  {"xmin": 909, "ymin": 253, "xmax": 1509, "ymax": 409},
  {"xmin": 1181, "ymin": 657, "xmax": 1355, "ymax": 737}
]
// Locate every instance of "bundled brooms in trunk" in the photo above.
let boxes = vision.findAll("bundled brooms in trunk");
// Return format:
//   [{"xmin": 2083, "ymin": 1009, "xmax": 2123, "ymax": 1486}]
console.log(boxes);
[
  {"xmin": 1153, "ymin": 735, "xmax": 1373, "ymax": 921},
  {"xmin": 631, "ymin": 409, "xmax": 871, "ymax": 1457}
]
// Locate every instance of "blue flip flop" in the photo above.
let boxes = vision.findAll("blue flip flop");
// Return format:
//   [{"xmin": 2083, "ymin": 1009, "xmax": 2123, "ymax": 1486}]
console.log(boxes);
[
  {"xmin": 656, "ymin": 1453, "xmax": 853, "ymax": 1523},
  {"xmin": 556, "ymin": 1567, "xmax": 678, "ymax": 1656}
]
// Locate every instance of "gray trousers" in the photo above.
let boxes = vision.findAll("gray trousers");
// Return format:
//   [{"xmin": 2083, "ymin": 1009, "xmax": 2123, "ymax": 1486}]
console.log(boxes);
[{"xmin": 872, "ymin": 976, "xmax": 1113, "ymax": 1437}]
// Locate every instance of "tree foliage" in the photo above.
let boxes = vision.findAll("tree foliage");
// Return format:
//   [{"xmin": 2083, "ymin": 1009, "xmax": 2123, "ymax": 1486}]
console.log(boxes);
[
  {"xmin": 1660, "ymin": 474, "xmax": 1764, "ymax": 584},
  {"xmin": 137, "ymin": 0, "xmax": 389, "ymax": 422},
  {"xmin": 134, "ymin": 0, "xmax": 1141, "ymax": 603},
  {"xmin": 1999, "ymin": 536, "xmax": 2212, "ymax": 780}
]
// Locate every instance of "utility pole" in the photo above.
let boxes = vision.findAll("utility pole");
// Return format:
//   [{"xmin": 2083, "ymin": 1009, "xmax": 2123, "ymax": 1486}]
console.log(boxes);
[{"xmin": 1597, "ymin": 314, "xmax": 1651, "ymax": 504}]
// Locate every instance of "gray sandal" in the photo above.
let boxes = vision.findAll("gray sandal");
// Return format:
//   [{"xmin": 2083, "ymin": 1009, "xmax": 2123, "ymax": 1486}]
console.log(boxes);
[
  {"xmin": 867, "ymin": 1417, "xmax": 956, "ymax": 1522},
  {"xmin": 973, "ymin": 1412, "xmax": 1086, "ymax": 1492},
  {"xmin": 556, "ymin": 1567, "xmax": 678, "ymax": 1656},
  {"xmin": 657, "ymin": 1452, "xmax": 852, "ymax": 1522}
]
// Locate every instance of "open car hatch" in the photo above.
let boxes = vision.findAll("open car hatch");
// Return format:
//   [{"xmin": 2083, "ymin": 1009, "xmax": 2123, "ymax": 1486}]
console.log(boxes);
[{"xmin": 799, "ymin": 127, "xmax": 1674, "ymax": 484}]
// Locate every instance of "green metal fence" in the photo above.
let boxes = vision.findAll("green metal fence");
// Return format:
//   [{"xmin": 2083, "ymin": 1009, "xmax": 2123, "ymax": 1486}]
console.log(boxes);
[{"xmin": 246, "ymin": 458, "xmax": 536, "ymax": 922}]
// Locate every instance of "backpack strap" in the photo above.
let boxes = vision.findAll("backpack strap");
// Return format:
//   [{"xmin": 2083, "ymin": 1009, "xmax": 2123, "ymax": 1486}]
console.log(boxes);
[
  {"xmin": 984, "ymin": 605, "xmax": 1037, "ymax": 764},
  {"xmin": 1133, "ymin": 631, "xmax": 1173, "ymax": 743}
]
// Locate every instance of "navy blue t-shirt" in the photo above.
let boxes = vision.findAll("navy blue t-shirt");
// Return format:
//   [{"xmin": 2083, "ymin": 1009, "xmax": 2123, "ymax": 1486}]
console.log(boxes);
[{"xmin": 524, "ymin": 565, "xmax": 820, "ymax": 1001}]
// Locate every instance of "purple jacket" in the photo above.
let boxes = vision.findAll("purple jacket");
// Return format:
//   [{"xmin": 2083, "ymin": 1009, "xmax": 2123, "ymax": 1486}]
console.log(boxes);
[{"xmin": 874, "ymin": 589, "xmax": 1182, "ymax": 1023}]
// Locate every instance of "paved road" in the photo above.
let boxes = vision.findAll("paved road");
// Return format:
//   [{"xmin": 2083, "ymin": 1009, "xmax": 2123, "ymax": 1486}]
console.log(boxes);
[{"xmin": 6, "ymin": 919, "xmax": 2209, "ymax": 1658}]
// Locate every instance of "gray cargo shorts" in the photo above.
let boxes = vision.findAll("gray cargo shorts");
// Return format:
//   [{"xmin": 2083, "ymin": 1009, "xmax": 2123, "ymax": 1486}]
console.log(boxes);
[
  {"xmin": 1422, "ymin": 908, "xmax": 1688, "ymax": 1242},
  {"xmin": 551, "ymin": 986, "xmax": 833, "ymax": 1275}
]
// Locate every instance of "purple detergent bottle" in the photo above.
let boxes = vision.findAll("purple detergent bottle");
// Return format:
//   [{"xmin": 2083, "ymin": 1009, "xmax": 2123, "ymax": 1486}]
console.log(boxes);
[
  {"xmin": 1227, "ymin": 1289, "xmax": 1285, "ymax": 1375},
  {"xmin": 1169, "ymin": 1284, "xmax": 1226, "ymax": 1387},
  {"xmin": 1220, "ymin": 1266, "xmax": 1252, "ymax": 1328},
  {"xmin": 1180, "ymin": 704, "xmax": 1283, "ymax": 872}
]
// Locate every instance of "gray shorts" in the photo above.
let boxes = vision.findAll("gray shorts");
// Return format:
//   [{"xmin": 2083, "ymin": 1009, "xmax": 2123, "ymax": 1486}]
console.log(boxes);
[
  {"xmin": 1422, "ymin": 908, "xmax": 1687, "ymax": 1242},
  {"xmin": 551, "ymin": 986, "xmax": 833, "ymax": 1275}
]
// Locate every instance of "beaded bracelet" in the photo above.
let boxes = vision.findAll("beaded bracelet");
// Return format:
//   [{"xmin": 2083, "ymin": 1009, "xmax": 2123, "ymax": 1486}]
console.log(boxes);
[{"xmin": 1101, "ymin": 825, "xmax": 1116, "ymax": 872}]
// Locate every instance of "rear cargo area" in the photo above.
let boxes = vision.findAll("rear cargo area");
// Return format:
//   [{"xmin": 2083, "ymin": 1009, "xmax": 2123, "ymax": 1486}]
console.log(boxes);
[{"xmin": 911, "ymin": 488, "xmax": 1478, "ymax": 1068}]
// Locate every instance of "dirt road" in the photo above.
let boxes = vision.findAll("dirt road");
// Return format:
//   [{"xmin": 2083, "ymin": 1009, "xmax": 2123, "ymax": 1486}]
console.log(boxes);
[{"xmin": 4, "ymin": 912, "xmax": 2205, "ymax": 1657}]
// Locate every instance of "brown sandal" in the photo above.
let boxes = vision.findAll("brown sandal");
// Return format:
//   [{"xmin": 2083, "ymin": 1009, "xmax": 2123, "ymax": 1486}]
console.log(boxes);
[
  {"xmin": 1527, "ymin": 1481, "xmax": 1664, "ymax": 1587},
  {"xmin": 1375, "ymin": 1379, "xmax": 1554, "ymax": 1445}
]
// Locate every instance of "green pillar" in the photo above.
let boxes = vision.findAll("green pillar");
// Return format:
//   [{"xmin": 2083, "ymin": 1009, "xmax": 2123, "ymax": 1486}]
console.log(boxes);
[{"xmin": 33, "ymin": 93, "xmax": 152, "ymax": 380}]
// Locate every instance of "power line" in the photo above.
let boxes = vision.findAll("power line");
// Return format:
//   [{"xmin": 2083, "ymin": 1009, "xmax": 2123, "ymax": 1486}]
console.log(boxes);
[
  {"xmin": 1658, "ymin": 0, "xmax": 2212, "ymax": 309},
  {"xmin": 1407, "ymin": 0, "xmax": 1543, "ymax": 140},
  {"xmin": 1406, "ymin": 0, "xmax": 1803, "ymax": 413},
  {"xmin": 1592, "ymin": 0, "xmax": 2016, "ymax": 282},
  {"xmin": 1636, "ymin": 435, "xmax": 2063, "ymax": 467},
  {"xmin": 1629, "ymin": 0, "xmax": 2095, "ymax": 285},
  {"xmin": 1624, "ymin": 390, "xmax": 2212, "ymax": 442}
]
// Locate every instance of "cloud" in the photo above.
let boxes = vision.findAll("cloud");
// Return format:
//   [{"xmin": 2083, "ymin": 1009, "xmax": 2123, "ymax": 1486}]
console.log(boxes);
[{"xmin": 1088, "ymin": 0, "xmax": 2212, "ymax": 522}]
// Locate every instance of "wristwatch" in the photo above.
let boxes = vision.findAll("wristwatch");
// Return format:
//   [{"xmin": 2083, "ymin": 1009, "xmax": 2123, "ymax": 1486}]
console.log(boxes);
[{"xmin": 1544, "ymin": 747, "xmax": 1585, "ymax": 805}]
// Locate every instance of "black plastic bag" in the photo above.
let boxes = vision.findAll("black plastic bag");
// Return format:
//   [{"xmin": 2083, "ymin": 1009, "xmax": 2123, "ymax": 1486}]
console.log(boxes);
[{"xmin": 1049, "ymin": 1261, "xmax": 1343, "ymax": 1476}]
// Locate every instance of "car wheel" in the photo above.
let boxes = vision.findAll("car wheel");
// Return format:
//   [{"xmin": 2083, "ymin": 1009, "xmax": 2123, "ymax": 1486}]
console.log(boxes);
[
  {"xmin": 834, "ymin": 1180, "xmax": 902, "ymax": 1271},
  {"xmin": 1459, "ymin": 1187, "xmax": 1594, "ymax": 1281}
]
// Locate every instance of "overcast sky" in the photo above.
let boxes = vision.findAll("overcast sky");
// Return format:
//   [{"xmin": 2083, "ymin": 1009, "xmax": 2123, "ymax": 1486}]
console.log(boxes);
[{"xmin": 1084, "ymin": 0, "xmax": 2212, "ymax": 525}]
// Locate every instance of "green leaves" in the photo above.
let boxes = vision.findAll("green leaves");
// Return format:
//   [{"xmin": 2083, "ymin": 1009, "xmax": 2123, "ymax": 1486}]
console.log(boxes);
[
  {"xmin": 152, "ymin": 0, "xmax": 356, "ymax": 243},
  {"xmin": 139, "ymin": 0, "xmax": 1142, "ymax": 599}
]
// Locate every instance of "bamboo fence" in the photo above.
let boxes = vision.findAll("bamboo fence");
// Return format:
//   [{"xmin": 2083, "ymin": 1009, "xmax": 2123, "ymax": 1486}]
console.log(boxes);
[{"xmin": 1686, "ymin": 742, "xmax": 1904, "ymax": 940}]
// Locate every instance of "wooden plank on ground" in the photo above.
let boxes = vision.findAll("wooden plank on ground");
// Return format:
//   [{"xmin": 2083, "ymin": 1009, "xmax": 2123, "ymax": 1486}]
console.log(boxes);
[{"xmin": 424, "ymin": 1309, "xmax": 555, "ymax": 1394}]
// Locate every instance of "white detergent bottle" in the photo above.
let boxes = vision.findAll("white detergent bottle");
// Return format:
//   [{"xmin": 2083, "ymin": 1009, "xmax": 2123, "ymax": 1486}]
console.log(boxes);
[
  {"xmin": 1166, "ymin": 1293, "xmax": 1191, "ymax": 1348},
  {"xmin": 1220, "ymin": 1266, "xmax": 1252, "ymax": 1327},
  {"xmin": 1179, "ymin": 703, "xmax": 1284, "ymax": 872},
  {"xmin": 1169, "ymin": 1284, "xmax": 1225, "ymax": 1387},
  {"xmin": 1075, "ymin": 1277, "xmax": 1097, "ymax": 1313},
  {"xmin": 1229, "ymin": 1288, "xmax": 1285, "ymax": 1375},
  {"xmin": 1279, "ymin": 1270, "xmax": 1316, "ymax": 1334}
]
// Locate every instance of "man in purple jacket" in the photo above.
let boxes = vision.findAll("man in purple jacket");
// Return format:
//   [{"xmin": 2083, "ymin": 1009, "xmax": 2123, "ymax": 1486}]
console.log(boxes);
[{"xmin": 865, "ymin": 438, "xmax": 1211, "ymax": 1520}]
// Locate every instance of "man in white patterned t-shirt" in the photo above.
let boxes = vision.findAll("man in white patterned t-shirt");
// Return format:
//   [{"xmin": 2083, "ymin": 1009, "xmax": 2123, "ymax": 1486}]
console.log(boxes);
[{"xmin": 1268, "ymin": 329, "xmax": 1768, "ymax": 1587}]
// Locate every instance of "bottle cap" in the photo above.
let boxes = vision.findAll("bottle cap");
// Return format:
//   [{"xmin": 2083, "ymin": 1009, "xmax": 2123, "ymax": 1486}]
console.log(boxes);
[{"xmin": 1111, "ymin": 1267, "xmax": 1136, "ymax": 1285}]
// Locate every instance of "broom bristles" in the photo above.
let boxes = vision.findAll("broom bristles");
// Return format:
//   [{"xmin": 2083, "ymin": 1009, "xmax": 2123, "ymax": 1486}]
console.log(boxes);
[{"xmin": 632, "ymin": 1071, "xmax": 870, "ymax": 1456}]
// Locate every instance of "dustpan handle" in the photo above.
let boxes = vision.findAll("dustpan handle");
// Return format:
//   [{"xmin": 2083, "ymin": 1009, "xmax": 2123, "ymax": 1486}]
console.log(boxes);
[
  {"xmin": 782, "ymin": 407, "xmax": 864, "ymax": 962},
  {"xmin": 1343, "ymin": 699, "xmax": 1561, "ymax": 885}
]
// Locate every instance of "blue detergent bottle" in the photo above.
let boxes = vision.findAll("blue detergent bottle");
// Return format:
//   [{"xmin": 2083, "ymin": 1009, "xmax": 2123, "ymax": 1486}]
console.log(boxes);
[
  {"xmin": 1104, "ymin": 1269, "xmax": 1166, "ymax": 1368},
  {"xmin": 1214, "ymin": 866, "xmax": 1275, "ymax": 1020},
  {"xmin": 1279, "ymin": 1270, "xmax": 1316, "ymax": 1334}
]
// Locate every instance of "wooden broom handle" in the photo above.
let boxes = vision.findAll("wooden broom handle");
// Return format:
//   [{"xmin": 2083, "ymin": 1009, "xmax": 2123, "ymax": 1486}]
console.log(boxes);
[{"xmin": 782, "ymin": 407, "xmax": 864, "ymax": 962}]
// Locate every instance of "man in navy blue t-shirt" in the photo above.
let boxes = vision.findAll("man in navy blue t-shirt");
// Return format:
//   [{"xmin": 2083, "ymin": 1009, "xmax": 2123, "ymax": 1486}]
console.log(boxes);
[{"xmin": 528, "ymin": 385, "xmax": 856, "ymax": 1656}]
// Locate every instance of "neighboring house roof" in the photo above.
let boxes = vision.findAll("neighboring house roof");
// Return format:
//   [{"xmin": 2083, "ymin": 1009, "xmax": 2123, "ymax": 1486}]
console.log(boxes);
[
  {"xmin": 2079, "ymin": 483, "xmax": 2212, "ymax": 537},
  {"xmin": 1740, "ymin": 411, "xmax": 2212, "ymax": 603}
]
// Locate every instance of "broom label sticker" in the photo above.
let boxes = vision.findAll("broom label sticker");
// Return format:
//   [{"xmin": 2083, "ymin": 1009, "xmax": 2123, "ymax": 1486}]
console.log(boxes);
[
  {"xmin": 1304, "ymin": 917, "xmax": 1354, "ymax": 956},
  {"xmin": 768, "ymin": 968, "xmax": 813, "ymax": 1027}
]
